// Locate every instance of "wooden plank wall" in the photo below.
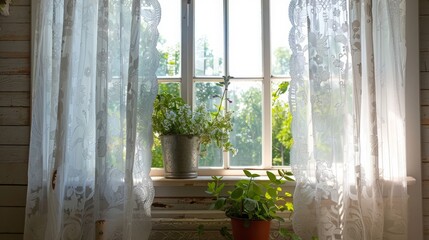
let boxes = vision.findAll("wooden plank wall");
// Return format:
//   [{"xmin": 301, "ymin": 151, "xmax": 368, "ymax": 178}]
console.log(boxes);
[
  {"xmin": 0, "ymin": 0, "xmax": 31, "ymax": 239},
  {"xmin": 422, "ymin": 0, "xmax": 429, "ymax": 239},
  {"xmin": 0, "ymin": 0, "xmax": 427, "ymax": 239}
]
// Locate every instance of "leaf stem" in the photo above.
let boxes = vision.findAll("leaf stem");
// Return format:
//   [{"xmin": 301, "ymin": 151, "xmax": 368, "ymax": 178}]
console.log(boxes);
[{"xmin": 212, "ymin": 75, "xmax": 229, "ymax": 122}]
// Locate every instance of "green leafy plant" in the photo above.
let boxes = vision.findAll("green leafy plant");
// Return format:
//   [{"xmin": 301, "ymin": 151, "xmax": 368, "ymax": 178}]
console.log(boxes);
[
  {"xmin": 206, "ymin": 169, "xmax": 294, "ymax": 220},
  {"xmin": 152, "ymin": 76, "xmax": 235, "ymax": 155},
  {"xmin": 219, "ymin": 226, "xmax": 233, "ymax": 240},
  {"xmin": 196, "ymin": 224, "xmax": 205, "ymax": 240},
  {"xmin": 206, "ymin": 169, "xmax": 301, "ymax": 239}
]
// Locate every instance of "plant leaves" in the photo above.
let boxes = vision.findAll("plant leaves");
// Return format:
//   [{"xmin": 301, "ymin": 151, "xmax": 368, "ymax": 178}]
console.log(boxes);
[
  {"xmin": 243, "ymin": 198, "xmax": 258, "ymax": 212},
  {"xmin": 267, "ymin": 171, "xmax": 277, "ymax": 182},
  {"xmin": 267, "ymin": 188, "xmax": 277, "ymax": 199},
  {"xmin": 251, "ymin": 182, "xmax": 263, "ymax": 196},
  {"xmin": 286, "ymin": 202, "xmax": 294, "ymax": 211},
  {"xmin": 285, "ymin": 176, "xmax": 295, "ymax": 182},
  {"xmin": 243, "ymin": 169, "xmax": 252, "ymax": 178},
  {"xmin": 220, "ymin": 227, "xmax": 233, "ymax": 240},
  {"xmin": 214, "ymin": 197, "xmax": 226, "ymax": 209},
  {"xmin": 230, "ymin": 187, "xmax": 244, "ymax": 200}
]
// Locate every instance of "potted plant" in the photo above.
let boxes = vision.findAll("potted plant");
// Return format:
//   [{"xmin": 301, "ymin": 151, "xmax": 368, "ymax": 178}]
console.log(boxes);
[
  {"xmin": 152, "ymin": 76, "xmax": 235, "ymax": 179},
  {"xmin": 206, "ymin": 169, "xmax": 299, "ymax": 240}
]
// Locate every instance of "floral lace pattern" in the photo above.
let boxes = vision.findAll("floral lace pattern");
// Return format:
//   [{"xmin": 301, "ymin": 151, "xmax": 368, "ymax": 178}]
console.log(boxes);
[
  {"xmin": 24, "ymin": 0, "xmax": 160, "ymax": 239},
  {"xmin": 289, "ymin": 0, "xmax": 408, "ymax": 239}
]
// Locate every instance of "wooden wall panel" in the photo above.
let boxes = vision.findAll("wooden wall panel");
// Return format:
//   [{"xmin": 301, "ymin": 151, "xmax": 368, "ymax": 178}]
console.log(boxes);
[
  {"xmin": 0, "ymin": 75, "xmax": 30, "ymax": 92},
  {"xmin": 0, "ymin": 233, "xmax": 24, "ymax": 240},
  {"xmin": 0, "ymin": 41, "xmax": 31, "ymax": 58},
  {"xmin": 0, "ymin": 1, "xmax": 32, "ymax": 238},
  {"xmin": 422, "ymin": 72, "xmax": 429, "ymax": 90},
  {"xmin": 0, "ymin": 207, "xmax": 25, "ymax": 233},
  {"xmin": 0, "ymin": 234, "xmax": 24, "ymax": 240},
  {"xmin": 421, "ymin": 16, "xmax": 429, "ymax": 52},
  {"xmin": 0, "ymin": 107, "xmax": 30, "ymax": 125},
  {"xmin": 0, "ymin": 146, "xmax": 29, "ymax": 163},
  {"xmin": 0, "ymin": 186, "xmax": 27, "ymax": 207},
  {"xmin": 0, "ymin": 6, "xmax": 30, "ymax": 23},
  {"xmin": 423, "ymin": 163, "xmax": 429, "ymax": 181},
  {"xmin": 0, "ymin": 163, "xmax": 28, "ymax": 185},
  {"xmin": 11, "ymin": 0, "xmax": 31, "ymax": 5},
  {"xmin": 422, "ymin": 107, "xmax": 429, "ymax": 125},
  {"xmin": 421, "ymin": 1, "xmax": 429, "ymax": 239},
  {"xmin": 0, "ymin": 59, "xmax": 31, "ymax": 75},
  {"xmin": 422, "ymin": 52, "xmax": 429, "ymax": 72},
  {"xmin": 422, "ymin": 90, "xmax": 429, "ymax": 106},
  {"xmin": 422, "ymin": 0, "xmax": 429, "ymax": 15},
  {"xmin": 423, "ymin": 143, "xmax": 429, "ymax": 163},
  {"xmin": 0, "ymin": 126, "xmax": 30, "ymax": 144},
  {"xmin": 0, "ymin": 23, "xmax": 31, "ymax": 41},
  {"xmin": 0, "ymin": 92, "xmax": 30, "ymax": 107}
]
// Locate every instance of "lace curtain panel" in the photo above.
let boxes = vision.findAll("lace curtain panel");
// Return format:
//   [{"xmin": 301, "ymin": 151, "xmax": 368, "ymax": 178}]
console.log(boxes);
[
  {"xmin": 24, "ymin": 0, "xmax": 160, "ymax": 239},
  {"xmin": 289, "ymin": 0, "xmax": 407, "ymax": 239}
]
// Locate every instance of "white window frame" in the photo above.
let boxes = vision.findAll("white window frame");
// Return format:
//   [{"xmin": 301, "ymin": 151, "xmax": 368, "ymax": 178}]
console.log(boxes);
[{"xmin": 152, "ymin": 0, "xmax": 290, "ymax": 176}]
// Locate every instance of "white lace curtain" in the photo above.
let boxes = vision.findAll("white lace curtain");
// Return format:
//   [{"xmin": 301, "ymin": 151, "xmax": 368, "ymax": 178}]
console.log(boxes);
[
  {"xmin": 289, "ymin": 0, "xmax": 408, "ymax": 239},
  {"xmin": 24, "ymin": 0, "xmax": 160, "ymax": 239}
]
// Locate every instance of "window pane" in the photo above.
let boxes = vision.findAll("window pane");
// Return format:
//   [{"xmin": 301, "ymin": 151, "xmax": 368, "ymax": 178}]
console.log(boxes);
[
  {"xmin": 157, "ymin": 0, "xmax": 181, "ymax": 77},
  {"xmin": 158, "ymin": 82, "xmax": 181, "ymax": 96},
  {"xmin": 229, "ymin": 0, "xmax": 262, "ymax": 77},
  {"xmin": 195, "ymin": 82, "xmax": 223, "ymax": 167},
  {"xmin": 271, "ymin": 80, "xmax": 292, "ymax": 166},
  {"xmin": 195, "ymin": 0, "xmax": 224, "ymax": 77},
  {"xmin": 270, "ymin": 0, "xmax": 292, "ymax": 77},
  {"xmin": 152, "ymin": 83, "xmax": 181, "ymax": 168},
  {"xmin": 229, "ymin": 81, "xmax": 262, "ymax": 166}
]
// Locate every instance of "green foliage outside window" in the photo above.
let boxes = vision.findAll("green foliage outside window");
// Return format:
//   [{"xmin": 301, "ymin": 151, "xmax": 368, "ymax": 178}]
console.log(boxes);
[
  {"xmin": 151, "ymin": 37, "xmax": 293, "ymax": 168},
  {"xmin": 272, "ymin": 82, "xmax": 293, "ymax": 166},
  {"xmin": 229, "ymin": 87, "xmax": 263, "ymax": 166}
]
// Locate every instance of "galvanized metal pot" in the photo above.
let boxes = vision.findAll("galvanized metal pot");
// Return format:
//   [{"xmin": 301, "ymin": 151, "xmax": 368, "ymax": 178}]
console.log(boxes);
[{"xmin": 160, "ymin": 135, "xmax": 201, "ymax": 179}]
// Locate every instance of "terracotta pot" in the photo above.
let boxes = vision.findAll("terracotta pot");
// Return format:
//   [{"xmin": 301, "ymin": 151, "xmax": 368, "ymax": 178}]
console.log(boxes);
[{"xmin": 230, "ymin": 217, "xmax": 271, "ymax": 240}]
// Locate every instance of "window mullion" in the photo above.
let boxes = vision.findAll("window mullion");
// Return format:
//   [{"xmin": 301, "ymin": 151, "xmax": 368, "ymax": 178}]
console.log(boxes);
[
  {"xmin": 223, "ymin": 0, "xmax": 231, "ymax": 169},
  {"xmin": 182, "ymin": 0, "xmax": 194, "ymax": 105},
  {"xmin": 223, "ymin": 0, "xmax": 229, "ymax": 76},
  {"xmin": 262, "ymin": 0, "xmax": 272, "ymax": 169}
]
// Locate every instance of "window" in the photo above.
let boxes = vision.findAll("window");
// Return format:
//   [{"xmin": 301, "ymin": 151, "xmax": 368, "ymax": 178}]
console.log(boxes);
[{"xmin": 152, "ymin": 0, "xmax": 292, "ymax": 173}]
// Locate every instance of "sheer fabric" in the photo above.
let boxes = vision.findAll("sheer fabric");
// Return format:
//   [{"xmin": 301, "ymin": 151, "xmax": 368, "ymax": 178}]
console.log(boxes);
[
  {"xmin": 289, "ymin": 0, "xmax": 407, "ymax": 239},
  {"xmin": 24, "ymin": 0, "xmax": 160, "ymax": 239}
]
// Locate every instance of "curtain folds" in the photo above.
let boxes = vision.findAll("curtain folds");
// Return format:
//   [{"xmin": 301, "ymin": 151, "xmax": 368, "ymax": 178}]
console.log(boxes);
[
  {"xmin": 24, "ymin": 0, "xmax": 160, "ymax": 239},
  {"xmin": 289, "ymin": 0, "xmax": 407, "ymax": 239}
]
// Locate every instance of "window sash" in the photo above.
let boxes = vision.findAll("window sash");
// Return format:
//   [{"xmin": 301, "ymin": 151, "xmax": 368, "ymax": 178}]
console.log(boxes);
[{"xmin": 152, "ymin": 0, "xmax": 292, "ymax": 174}]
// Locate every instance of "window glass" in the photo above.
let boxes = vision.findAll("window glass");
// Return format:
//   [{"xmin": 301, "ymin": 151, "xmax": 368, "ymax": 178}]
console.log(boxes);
[
  {"xmin": 271, "ymin": 80, "xmax": 292, "ymax": 166},
  {"xmin": 195, "ymin": 82, "xmax": 224, "ymax": 167},
  {"xmin": 229, "ymin": 81, "xmax": 263, "ymax": 166},
  {"xmin": 194, "ymin": 0, "xmax": 224, "ymax": 77},
  {"xmin": 228, "ymin": 0, "xmax": 262, "ymax": 77},
  {"xmin": 157, "ymin": 0, "xmax": 181, "ymax": 77},
  {"xmin": 270, "ymin": 0, "xmax": 292, "ymax": 77}
]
